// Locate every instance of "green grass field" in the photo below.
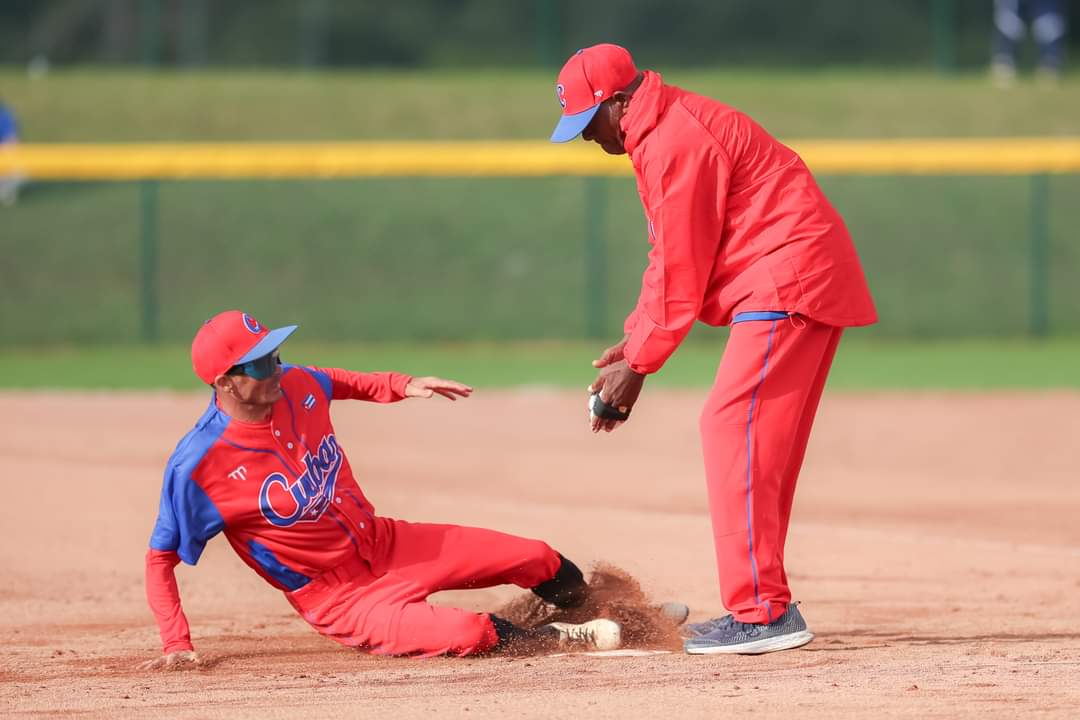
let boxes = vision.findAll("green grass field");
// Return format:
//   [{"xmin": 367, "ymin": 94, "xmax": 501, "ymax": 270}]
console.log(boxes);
[
  {"xmin": 2, "ymin": 67, "xmax": 1078, "ymax": 141},
  {"xmin": 3, "ymin": 338, "xmax": 1077, "ymax": 391},
  {"xmin": 2, "ymin": 67, "xmax": 1078, "ymax": 382},
  {"xmin": 4, "ymin": 173, "xmax": 1077, "ymax": 345}
]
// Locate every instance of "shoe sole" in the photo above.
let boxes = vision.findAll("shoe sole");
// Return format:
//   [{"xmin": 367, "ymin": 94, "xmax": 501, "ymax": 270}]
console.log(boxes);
[{"xmin": 684, "ymin": 630, "xmax": 814, "ymax": 655}]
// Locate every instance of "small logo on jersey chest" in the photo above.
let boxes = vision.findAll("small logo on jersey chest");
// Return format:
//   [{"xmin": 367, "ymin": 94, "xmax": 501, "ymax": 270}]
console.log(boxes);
[
  {"xmin": 228, "ymin": 465, "xmax": 248, "ymax": 481},
  {"xmin": 303, "ymin": 393, "xmax": 317, "ymax": 411}
]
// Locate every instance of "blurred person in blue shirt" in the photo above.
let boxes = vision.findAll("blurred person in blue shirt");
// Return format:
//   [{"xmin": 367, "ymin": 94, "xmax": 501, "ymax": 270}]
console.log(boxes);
[
  {"xmin": 0, "ymin": 100, "xmax": 24, "ymax": 206},
  {"xmin": 992, "ymin": 0, "xmax": 1068, "ymax": 85}
]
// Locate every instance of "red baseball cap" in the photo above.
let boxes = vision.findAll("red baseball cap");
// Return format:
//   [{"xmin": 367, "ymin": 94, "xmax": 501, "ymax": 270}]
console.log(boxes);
[
  {"xmin": 550, "ymin": 44, "xmax": 639, "ymax": 143},
  {"xmin": 190, "ymin": 310, "xmax": 297, "ymax": 385}
]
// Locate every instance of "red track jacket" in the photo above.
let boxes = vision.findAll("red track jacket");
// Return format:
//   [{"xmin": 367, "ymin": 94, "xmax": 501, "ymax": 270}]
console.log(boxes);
[{"xmin": 620, "ymin": 71, "xmax": 877, "ymax": 374}]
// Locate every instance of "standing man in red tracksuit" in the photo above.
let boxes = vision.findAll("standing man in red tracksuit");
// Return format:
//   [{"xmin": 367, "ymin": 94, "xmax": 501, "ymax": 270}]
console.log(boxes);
[
  {"xmin": 140, "ymin": 310, "xmax": 622, "ymax": 668},
  {"xmin": 550, "ymin": 45, "xmax": 877, "ymax": 655}
]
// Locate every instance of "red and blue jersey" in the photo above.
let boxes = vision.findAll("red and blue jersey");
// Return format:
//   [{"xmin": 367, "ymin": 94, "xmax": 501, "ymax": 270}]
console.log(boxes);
[{"xmin": 149, "ymin": 365, "xmax": 411, "ymax": 592}]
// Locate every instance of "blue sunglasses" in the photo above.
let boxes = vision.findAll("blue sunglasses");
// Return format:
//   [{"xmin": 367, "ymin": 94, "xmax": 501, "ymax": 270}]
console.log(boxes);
[{"xmin": 227, "ymin": 350, "xmax": 281, "ymax": 380}]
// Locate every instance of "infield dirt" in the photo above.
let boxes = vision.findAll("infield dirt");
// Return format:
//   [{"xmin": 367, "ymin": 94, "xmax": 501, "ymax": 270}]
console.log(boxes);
[{"xmin": 2, "ymin": 389, "xmax": 1078, "ymax": 718}]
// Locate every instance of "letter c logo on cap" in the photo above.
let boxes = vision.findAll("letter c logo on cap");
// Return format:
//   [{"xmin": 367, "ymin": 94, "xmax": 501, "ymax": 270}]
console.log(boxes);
[{"xmin": 242, "ymin": 313, "xmax": 261, "ymax": 334}]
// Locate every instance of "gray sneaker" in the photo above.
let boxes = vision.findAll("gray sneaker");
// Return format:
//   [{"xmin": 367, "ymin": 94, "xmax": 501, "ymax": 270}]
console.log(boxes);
[
  {"xmin": 681, "ymin": 613, "xmax": 734, "ymax": 638},
  {"xmin": 683, "ymin": 603, "xmax": 813, "ymax": 655}
]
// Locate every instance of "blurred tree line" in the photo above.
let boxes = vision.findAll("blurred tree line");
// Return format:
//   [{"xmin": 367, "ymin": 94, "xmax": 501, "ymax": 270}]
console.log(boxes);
[{"xmin": 0, "ymin": 0, "xmax": 1075, "ymax": 69}]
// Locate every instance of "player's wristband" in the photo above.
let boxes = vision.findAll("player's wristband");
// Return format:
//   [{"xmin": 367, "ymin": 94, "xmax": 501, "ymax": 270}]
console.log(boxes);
[{"xmin": 589, "ymin": 393, "xmax": 631, "ymax": 421}]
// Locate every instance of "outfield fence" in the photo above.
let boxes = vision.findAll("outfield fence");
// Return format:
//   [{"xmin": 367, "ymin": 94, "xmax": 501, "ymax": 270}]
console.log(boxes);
[{"xmin": 2, "ymin": 139, "xmax": 1078, "ymax": 344}]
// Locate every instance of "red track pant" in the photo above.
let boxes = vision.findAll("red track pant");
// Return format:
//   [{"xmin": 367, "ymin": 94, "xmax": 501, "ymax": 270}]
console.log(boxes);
[
  {"xmin": 700, "ymin": 315, "xmax": 842, "ymax": 624},
  {"xmin": 286, "ymin": 518, "xmax": 561, "ymax": 657}
]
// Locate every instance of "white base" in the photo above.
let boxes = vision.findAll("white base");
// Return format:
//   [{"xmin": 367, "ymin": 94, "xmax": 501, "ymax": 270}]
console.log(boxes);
[{"xmin": 549, "ymin": 649, "xmax": 673, "ymax": 658}]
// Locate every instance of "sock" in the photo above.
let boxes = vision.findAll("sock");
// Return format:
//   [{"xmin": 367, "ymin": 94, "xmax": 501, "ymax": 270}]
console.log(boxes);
[
  {"xmin": 489, "ymin": 614, "xmax": 558, "ymax": 652},
  {"xmin": 530, "ymin": 554, "xmax": 587, "ymax": 608}
]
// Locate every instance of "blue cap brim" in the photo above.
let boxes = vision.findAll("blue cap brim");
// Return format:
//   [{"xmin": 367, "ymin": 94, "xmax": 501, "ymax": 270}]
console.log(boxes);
[
  {"xmin": 237, "ymin": 325, "xmax": 297, "ymax": 363},
  {"xmin": 550, "ymin": 104, "xmax": 601, "ymax": 143}
]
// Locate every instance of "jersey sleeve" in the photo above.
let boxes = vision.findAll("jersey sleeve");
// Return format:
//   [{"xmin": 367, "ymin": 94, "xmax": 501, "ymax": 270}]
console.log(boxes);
[
  {"xmin": 144, "ymin": 408, "xmax": 228, "ymax": 654},
  {"xmin": 149, "ymin": 441, "xmax": 226, "ymax": 566},
  {"xmin": 145, "ymin": 549, "xmax": 194, "ymax": 653},
  {"xmin": 623, "ymin": 140, "xmax": 731, "ymax": 374},
  {"xmin": 304, "ymin": 366, "xmax": 412, "ymax": 403}
]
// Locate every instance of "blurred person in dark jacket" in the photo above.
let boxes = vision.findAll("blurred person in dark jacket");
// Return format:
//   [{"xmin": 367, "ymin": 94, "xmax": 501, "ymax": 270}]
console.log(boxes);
[
  {"xmin": 992, "ymin": 0, "xmax": 1067, "ymax": 85},
  {"xmin": 0, "ymin": 99, "xmax": 24, "ymax": 206}
]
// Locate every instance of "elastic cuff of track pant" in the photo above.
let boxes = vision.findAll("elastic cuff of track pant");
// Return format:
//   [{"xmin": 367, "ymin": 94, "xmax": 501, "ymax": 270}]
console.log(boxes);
[
  {"xmin": 475, "ymin": 614, "xmax": 501, "ymax": 654},
  {"xmin": 162, "ymin": 640, "xmax": 194, "ymax": 654}
]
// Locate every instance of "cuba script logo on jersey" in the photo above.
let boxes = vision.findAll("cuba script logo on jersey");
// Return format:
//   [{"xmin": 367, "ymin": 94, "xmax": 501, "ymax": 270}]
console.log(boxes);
[{"xmin": 258, "ymin": 434, "xmax": 343, "ymax": 527}]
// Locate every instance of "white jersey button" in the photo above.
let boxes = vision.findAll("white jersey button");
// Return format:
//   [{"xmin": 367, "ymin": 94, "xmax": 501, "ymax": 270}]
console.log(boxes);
[
  {"xmin": 274, "ymin": 430, "xmax": 281, "ymax": 437},
  {"xmin": 287, "ymin": 442, "xmax": 294, "ymax": 449}
]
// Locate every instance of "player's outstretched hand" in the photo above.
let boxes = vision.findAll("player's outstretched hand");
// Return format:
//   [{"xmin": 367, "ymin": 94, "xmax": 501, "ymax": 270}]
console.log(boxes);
[
  {"xmin": 588, "ymin": 360, "xmax": 645, "ymax": 434},
  {"xmin": 405, "ymin": 376, "xmax": 473, "ymax": 401},
  {"xmin": 137, "ymin": 650, "xmax": 203, "ymax": 671}
]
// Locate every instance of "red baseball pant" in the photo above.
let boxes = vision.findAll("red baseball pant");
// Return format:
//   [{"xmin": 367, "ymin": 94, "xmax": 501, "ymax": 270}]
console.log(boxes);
[
  {"xmin": 286, "ymin": 518, "xmax": 561, "ymax": 657},
  {"xmin": 700, "ymin": 315, "xmax": 842, "ymax": 624}
]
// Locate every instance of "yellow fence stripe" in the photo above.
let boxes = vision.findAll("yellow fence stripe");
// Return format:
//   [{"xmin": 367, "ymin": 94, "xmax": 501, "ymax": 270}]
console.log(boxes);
[{"xmin": 2, "ymin": 138, "xmax": 1079, "ymax": 179}]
